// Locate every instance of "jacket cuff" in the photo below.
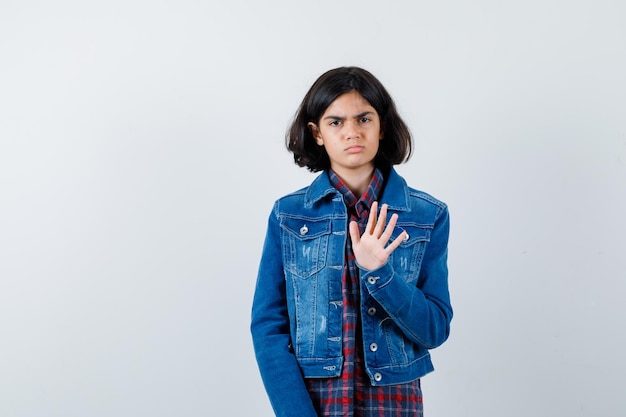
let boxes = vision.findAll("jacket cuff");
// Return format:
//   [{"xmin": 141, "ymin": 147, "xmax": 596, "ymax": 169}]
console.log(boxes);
[{"xmin": 359, "ymin": 261, "xmax": 394, "ymax": 290}]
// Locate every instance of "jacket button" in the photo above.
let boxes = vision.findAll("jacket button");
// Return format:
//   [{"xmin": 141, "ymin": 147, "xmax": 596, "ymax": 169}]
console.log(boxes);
[
  {"xmin": 369, "ymin": 343, "xmax": 378, "ymax": 352},
  {"xmin": 403, "ymin": 232, "xmax": 409, "ymax": 242},
  {"xmin": 367, "ymin": 307, "xmax": 376, "ymax": 316},
  {"xmin": 367, "ymin": 276, "xmax": 379, "ymax": 285},
  {"xmin": 374, "ymin": 373, "xmax": 382, "ymax": 382},
  {"xmin": 300, "ymin": 225, "xmax": 308, "ymax": 235}
]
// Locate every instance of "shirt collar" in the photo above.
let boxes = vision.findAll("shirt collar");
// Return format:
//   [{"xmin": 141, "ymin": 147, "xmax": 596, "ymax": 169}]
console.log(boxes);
[
  {"xmin": 304, "ymin": 167, "xmax": 410, "ymax": 212},
  {"xmin": 328, "ymin": 168, "xmax": 384, "ymax": 218}
]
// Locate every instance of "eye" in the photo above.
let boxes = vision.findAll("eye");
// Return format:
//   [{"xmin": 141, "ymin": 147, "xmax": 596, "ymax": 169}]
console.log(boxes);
[
  {"xmin": 359, "ymin": 117, "xmax": 371, "ymax": 123},
  {"xmin": 328, "ymin": 120, "xmax": 342, "ymax": 127}
]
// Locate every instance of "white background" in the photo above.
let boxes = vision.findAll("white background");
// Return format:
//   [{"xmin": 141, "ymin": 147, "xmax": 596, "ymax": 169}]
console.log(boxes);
[{"xmin": 1, "ymin": 1, "xmax": 625, "ymax": 416}]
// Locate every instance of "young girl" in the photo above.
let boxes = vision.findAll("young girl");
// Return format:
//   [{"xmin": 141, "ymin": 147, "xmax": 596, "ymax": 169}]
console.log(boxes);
[{"xmin": 251, "ymin": 67, "xmax": 452, "ymax": 417}]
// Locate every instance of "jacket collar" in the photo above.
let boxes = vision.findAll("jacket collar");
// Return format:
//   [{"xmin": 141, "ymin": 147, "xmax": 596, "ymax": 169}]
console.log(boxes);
[{"xmin": 304, "ymin": 167, "xmax": 410, "ymax": 211}]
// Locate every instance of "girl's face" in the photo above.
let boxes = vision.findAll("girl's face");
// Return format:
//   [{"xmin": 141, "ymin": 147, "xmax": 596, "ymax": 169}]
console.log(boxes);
[{"xmin": 308, "ymin": 90, "xmax": 383, "ymax": 178}]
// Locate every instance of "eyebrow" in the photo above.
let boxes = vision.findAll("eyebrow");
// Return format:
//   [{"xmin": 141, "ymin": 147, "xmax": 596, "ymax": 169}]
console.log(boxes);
[{"xmin": 322, "ymin": 111, "xmax": 376, "ymax": 121}]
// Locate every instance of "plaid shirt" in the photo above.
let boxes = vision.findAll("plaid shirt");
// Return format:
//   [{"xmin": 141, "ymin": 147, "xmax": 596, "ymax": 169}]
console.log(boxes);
[{"xmin": 305, "ymin": 169, "xmax": 423, "ymax": 417}]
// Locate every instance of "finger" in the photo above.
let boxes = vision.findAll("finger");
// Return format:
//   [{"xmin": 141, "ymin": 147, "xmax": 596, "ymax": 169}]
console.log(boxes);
[
  {"xmin": 374, "ymin": 203, "xmax": 388, "ymax": 236},
  {"xmin": 386, "ymin": 230, "xmax": 406, "ymax": 253},
  {"xmin": 380, "ymin": 212, "xmax": 398, "ymax": 243},
  {"xmin": 349, "ymin": 220, "xmax": 361, "ymax": 246},
  {"xmin": 366, "ymin": 201, "xmax": 378, "ymax": 234}
]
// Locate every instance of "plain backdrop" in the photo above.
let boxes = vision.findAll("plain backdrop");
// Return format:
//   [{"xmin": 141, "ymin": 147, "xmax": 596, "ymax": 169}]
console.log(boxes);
[{"xmin": 1, "ymin": 1, "xmax": 625, "ymax": 416}]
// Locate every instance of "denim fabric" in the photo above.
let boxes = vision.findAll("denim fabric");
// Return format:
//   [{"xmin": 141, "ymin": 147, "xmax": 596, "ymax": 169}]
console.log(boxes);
[{"xmin": 251, "ymin": 168, "xmax": 452, "ymax": 417}]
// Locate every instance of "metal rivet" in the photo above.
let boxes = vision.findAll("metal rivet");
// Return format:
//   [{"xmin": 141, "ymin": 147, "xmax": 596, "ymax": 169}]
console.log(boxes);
[
  {"xmin": 300, "ymin": 225, "xmax": 308, "ymax": 235},
  {"xmin": 367, "ymin": 307, "xmax": 377, "ymax": 316},
  {"xmin": 374, "ymin": 372, "xmax": 382, "ymax": 381},
  {"xmin": 369, "ymin": 343, "xmax": 378, "ymax": 352}
]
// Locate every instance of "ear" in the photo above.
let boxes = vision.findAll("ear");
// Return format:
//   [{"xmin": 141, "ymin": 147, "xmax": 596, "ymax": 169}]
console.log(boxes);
[
  {"xmin": 308, "ymin": 122, "xmax": 324, "ymax": 146},
  {"xmin": 379, "ymin": 127, "xmax": 384, "ymax": 140}
]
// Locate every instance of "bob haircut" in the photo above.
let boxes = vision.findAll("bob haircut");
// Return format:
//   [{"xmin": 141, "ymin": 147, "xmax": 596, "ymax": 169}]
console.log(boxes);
[{"xmin": 287, "ymin": 66, "xmax": 412, "ymax": 172}]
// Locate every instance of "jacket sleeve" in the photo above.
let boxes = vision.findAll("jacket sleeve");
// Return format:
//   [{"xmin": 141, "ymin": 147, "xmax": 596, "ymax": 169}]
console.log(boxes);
[
  {"xmin": 250, "ymin": 208, "xmax": 318, "ymax": 417},
  {"xmin": 360, "ymin": 205, "xmax": 452, "ymax": 349}
]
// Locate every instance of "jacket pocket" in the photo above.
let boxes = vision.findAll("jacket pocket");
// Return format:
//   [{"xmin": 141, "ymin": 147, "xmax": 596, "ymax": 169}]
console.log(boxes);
[
  {"xmin": 280, "ymin": 217, "xmax": 331, "ymax": 278},
  {"xmin": 389, "ymin": 224, "xmax": 431, "ymax": 283}
]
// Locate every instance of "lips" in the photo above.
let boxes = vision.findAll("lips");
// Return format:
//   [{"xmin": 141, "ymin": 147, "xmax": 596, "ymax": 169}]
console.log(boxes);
[{"xmin": 345, "ymin": 145, "xmax": 364, "ymax": 153}]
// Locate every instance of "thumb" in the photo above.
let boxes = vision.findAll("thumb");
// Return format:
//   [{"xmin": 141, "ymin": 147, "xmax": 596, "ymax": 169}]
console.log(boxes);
[{"xmin": 348, "ymin": 220, "xmax": 361, "ymax": 246}]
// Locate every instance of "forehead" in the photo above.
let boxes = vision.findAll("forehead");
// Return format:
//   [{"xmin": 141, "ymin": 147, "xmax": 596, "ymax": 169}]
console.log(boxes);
[{"xmin": 322, "ymin": 90, "xmax": 377, "ymax": 116}]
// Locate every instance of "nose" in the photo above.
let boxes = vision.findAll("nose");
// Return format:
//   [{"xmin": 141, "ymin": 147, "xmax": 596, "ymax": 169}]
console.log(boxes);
[{"xmin": 345, "ymin": 119, "xmax": 360, "ymax": 139}]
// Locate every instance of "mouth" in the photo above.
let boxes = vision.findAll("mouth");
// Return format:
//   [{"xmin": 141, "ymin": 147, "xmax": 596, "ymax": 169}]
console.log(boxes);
[{"xmin": 345, "ymin": 145, "xmax": 364, "ymax": 153}]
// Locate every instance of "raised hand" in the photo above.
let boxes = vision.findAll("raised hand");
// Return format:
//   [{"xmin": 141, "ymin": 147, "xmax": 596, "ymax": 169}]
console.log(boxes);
[{"xmin": 348, "ymin": 201, "xmax": 407, "ymax": 271}]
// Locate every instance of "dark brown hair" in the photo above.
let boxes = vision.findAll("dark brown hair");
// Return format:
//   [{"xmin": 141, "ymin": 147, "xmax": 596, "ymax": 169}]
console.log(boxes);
[{"xmin": 286, "ymin": 66, "xmax": 412, "ymax": 172}]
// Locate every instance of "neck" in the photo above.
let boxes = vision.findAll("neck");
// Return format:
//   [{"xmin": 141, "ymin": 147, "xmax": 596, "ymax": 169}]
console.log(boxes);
[{"xmin": 333, "ymin": 166, "xmax": 375, "ymax": 198}]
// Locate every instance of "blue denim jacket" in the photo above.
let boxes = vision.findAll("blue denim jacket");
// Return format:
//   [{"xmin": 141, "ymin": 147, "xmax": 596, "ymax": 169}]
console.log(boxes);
[{"xmin": 251, "ymin": 168, "xmax": 452, "ymax": 417}]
